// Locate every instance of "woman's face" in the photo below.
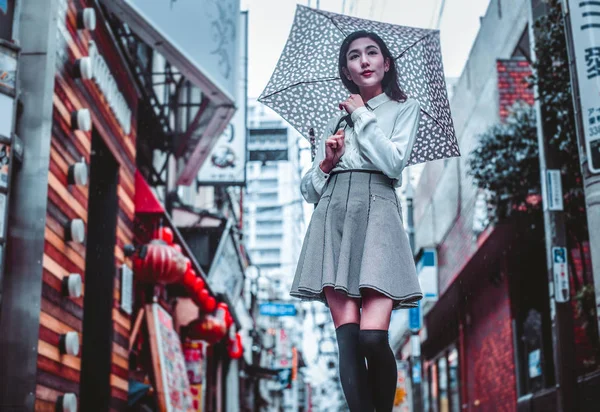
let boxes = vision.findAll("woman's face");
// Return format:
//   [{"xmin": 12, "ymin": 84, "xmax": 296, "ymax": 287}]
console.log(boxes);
[{"xmin": 342, "ymin": 37, "xmax": 390, "ymax": 95}]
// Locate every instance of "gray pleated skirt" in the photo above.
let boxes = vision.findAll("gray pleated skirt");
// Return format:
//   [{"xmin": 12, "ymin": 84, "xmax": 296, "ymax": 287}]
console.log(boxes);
[{"xmin": 290, "ymin": 170, "xmax": 423, "ymax": 310}]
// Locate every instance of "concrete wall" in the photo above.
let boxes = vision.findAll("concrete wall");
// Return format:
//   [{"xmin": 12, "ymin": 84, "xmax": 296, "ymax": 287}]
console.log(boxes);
[{"xmin": 414, "ymin": 0, "xmax": 531, "ymax": 294}]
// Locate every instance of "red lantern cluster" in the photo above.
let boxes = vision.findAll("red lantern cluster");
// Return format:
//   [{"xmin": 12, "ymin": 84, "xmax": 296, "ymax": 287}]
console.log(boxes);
[
  {"xmin": 183, "ymin": 314, "xmax": 227, "ymax": 344},
  {"xmin": 181, "ymin": 266, "xmax": 218, "ymax": 313},
  {"xmin": 138, "ymin": 226, "xmax": 243, "ymax": 355}
]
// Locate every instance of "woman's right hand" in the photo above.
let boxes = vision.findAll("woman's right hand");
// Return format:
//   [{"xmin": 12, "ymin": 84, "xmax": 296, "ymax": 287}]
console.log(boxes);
[{"xmin": 320, "ymin": 129, "xmax": 345, "ymax": 173}]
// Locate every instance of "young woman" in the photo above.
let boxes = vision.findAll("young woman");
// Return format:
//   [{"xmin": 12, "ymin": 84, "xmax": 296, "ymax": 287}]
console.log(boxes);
[{"xmin": 290, "ymin": 30, "xmax": 423, "ymax": 411}]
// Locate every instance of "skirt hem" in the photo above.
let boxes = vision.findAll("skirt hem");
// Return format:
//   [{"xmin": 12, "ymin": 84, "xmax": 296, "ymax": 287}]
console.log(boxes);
[{"xmin": 290, "ymin": 283, "xmax": 423, "ymax": 310}]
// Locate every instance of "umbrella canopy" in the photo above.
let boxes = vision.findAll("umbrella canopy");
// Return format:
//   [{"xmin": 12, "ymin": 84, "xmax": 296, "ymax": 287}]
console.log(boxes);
[{"xmin": 258, "ymin": 5, "xmax": 460, "ymax": 166}]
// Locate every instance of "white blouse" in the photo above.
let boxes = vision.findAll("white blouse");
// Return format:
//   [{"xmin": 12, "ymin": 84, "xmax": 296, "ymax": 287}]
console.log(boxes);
[{"xmin": 300, "ymin": 92, "xmax": 421, "ymax": 204}]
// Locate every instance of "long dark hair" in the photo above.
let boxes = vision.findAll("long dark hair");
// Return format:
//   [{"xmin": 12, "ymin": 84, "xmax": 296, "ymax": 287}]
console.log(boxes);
[{"xmin": 338, "ymin": 30, "xmax": 407, "ymax": 102}]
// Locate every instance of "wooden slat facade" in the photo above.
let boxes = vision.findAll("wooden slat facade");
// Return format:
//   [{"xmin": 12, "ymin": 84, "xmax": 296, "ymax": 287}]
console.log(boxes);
[{"xmin": 35, "ymin": 0, "xmax": 138, "ymax": 409}]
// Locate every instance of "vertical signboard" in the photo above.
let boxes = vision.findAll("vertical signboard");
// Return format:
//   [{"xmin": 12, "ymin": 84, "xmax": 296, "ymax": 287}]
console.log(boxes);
[
  {"xmin": 0, "ymin": 0, "xmax": 15, "ymax": 41},
  {"xmin": 146, "ymin": 303, "xmax": 194, "ymax": 412},
  {"xmin": 567, "ymin": 0, "xmax": 600, "ymax": 173},
  {"xmin": 100, "ymin": 0, "xmax": 240, "ymax": 103},
  {"xmin": 198, "ymin": 11, "xmax": 247, "ymax": 186},
  {"xmin": 552, "ymin": 246, "xmax": 570, "ymax": 303}
]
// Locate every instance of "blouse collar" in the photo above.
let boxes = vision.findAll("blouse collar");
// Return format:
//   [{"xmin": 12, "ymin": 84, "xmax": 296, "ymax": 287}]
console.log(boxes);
[{"xmin": 366, "ymin": 92, "xmax": 391, "ymax": 110}]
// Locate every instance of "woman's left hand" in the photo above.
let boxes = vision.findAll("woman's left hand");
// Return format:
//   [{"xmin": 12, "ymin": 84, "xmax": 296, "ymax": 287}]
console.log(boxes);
[{"xmin": 339, "ymin": 94, "xmax": 365, "ymax": 115}]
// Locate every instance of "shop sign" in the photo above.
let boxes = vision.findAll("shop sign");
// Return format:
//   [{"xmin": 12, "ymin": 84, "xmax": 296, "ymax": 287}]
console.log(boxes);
[
  {"xmin": 393, "ymin": 360, "xmax": 411, "ymax": 411},
  {"xmin": 259, "ymin": 302, "xmax": 297, "ymax": 317},
  {"xmin": 207, "ymin": 224, "xmax": 244, "ymax": 303},
  {"xmin": 0, "ymin": 43, "xmax": 17, "ymax": 96},
  {"xmin": 0, "ymin": 0, "xmax": 15, "ymax": 41},
  {"xmin": 552, "ymin": 247, "xmax": 570, "ymax": 303},
  {"xmin": 542, "ymin": 169, "xmax": 563, "ymax": 211},
  {"xmin": 416, "ymin": 248, "xmax": 438, "ymax": 299},
  {"xmin": 567, "ymin": 0, "xmax": 600, "ymax": 173},
  {"xmin": 147, "ymin": 303, "xmax": 194, "ymax": 412},
  {"xmin": 120, "ymin": 264, "xmax": 133, "ymax": 315},
  {"xmin": 89, "ymin": 45, "xmax": 133, "ymax": 135},
  {"xmin": 197, "ymin": 12, "xmax": 247, "ymax": 186},
  {"xmin": 412, "ymin": 361, "xmax": 422, "ymax": 384},
  {"xmin": 100, "ymin": 0, "xmax": 241, "ymax": 104},
  {"xmin": 408, "ymin": 303, "xmax": 421, "ymax": 331},
  {"xmin": 528, "ymin": 349, "xmax": 542, "ymax": 378}
]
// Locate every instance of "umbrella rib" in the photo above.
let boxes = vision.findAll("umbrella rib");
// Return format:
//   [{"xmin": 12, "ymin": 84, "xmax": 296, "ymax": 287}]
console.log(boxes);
[
  {"xmin": 310, "ymin": 7, "xmax": 438, "ymax": 61},
  {"xmin": 421, "ymin": 108, "xmax": 451, "ymax": 136},
  {"xmin": 259, "ymin": 77, "xmax": 341, "ymax": 101},
  {"xmin": 312, "ymin": 9, "xmax": 350, "ymax": 37},
  {"xmin": 394, "ymin": 32, "xmax": 437, "ymax": 60}
]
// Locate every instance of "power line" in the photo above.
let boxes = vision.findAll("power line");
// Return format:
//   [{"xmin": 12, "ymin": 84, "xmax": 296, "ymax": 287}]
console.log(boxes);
[{"xmin": 433, "ymin": 0, "xmax": 447, "ymax": 30}]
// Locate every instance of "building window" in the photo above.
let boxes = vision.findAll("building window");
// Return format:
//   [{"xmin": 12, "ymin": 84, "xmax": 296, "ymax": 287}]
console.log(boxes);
[
  {"xmin": 256, "ymin": 234, "xmax": 283, "ymax": 242},
  {"xmin": 427, "ymin": 344, "xmax": 461, "ymax": 412}
]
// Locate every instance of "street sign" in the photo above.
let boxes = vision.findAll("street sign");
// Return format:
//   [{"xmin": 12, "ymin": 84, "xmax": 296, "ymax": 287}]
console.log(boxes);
[
  {"xmin": 259, "ymin": 302, "xmax": 297, "ymax": 317},
  {"xmin": 412, "ymin": 361, "xmax": 422, "ymax": 384},
  {"xmin": 277, "ymin": 368, "xmax": 292, "ymax": 389},
  {"xmin": 552, "ymin": 247, "xmax": 570, "ymax": 303},
  {"xmin": 409, "ymin": 303, "xmax": 421, "ymax": 331},
  {"xmin": 567, "ymin": 0, "xmax": 600, "ymax": 173},
  {"xmin": 542, "ymin": 169, "xmax": 564, "ymax": 211}
]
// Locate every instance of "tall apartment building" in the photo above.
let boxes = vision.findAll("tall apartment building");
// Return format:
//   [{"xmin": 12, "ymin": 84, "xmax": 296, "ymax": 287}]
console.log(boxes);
[{"xmin": 244, "ymin": 98, "xmax": 305, "ymax": 290}]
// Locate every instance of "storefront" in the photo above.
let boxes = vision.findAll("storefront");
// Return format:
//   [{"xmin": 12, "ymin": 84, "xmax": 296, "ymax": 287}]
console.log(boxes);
[
  {"xmin": 130, "ymin": 171, "xmax": 247, "ymax": 412},
  {"xmin": 0, "ymin": 1, "xmax": 248, "ymax": 411}
]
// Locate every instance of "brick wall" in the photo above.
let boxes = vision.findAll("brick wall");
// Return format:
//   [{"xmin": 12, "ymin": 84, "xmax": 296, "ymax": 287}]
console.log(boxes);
[
  {"xmin": 497, "ymin": 59, "xmax": 534, "ymax": 121},
  {"xmin": 464, "ymin": 274, "xmax": 517, "ymax": 412}
]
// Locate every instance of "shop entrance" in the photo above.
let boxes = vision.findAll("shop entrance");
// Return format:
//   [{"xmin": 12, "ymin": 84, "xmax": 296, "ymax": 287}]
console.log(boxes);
[{"xmin": 80, "ymin": 131, "xmax": 120, "ymax": 410}]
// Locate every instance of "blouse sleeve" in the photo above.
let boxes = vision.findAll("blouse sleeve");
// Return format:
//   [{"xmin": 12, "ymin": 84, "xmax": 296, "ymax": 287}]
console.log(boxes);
[
  {"xmin": 350, "ymin": 98, "xmax": 421, "ymax": 180},
  {"xmin": 300, "ymin": 117, "xmax": 337, "ymax": 204}
]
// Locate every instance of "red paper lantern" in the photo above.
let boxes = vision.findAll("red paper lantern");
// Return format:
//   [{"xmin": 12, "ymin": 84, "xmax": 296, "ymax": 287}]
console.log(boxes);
[
  {"xmin": 205, "ymin": 297, "xmax": 217, "ymax": 313},
  {"xmin": 184, "ymin": 258, "xmax": 192, "ymax": 272},
  {"xmin": 134, "ymin": 241, "xmax": 187, "ymax": 284},
  {"xmin": 182, "ymin": 267, "xmax": 197, "ymax": 288},
  {"xmin": 227, "ymin": 333, "xmax": 243, "ymax": 359},
  {"xmin": 154, "ymin": 227, "xmax": 174, "ymax": 244},
  {"xmin": 192, "ymin": 276, "xmax": 205, "ymax": 293},
  {"xmin": 183, "ymin": 315, "xmax": 227, "ymax": 344},
  {"xmin": 172, "ymin": 244, "xmax": 182, "ymax": 253},
  {"xmin": 198, "ymin": 289, "xmax": 209, "ymax": 304}
]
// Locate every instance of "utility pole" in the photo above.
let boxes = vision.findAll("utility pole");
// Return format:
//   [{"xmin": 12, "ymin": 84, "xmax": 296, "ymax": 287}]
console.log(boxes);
[
  {"xmin": 561, "ymin": 0, "xmax": 600, "ymax": 339},
  {"xmin": 405, "ymin": 169, "xmax": 423, "ymax": 412},
  {"xmin": 528, "ymin": 1, "xmax": 576, "ymax": 411}
]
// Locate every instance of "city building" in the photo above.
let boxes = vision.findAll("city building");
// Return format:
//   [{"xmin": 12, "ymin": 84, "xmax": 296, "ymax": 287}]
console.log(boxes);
[
  {"xmin": 404, "ymin": 1, "xmax": 600, "ymax": 411},
  {"xmin": 242, "ymin": 98, "xmax": 308, "ymax": 411}
]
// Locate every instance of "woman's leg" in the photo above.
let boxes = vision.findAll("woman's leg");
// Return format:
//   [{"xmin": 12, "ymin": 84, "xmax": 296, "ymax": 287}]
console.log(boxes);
[
  {"xmin": 324, "ymin": 287, "xmax": 372, "ymax": 412},
  {"xmin": 359, "ymin": 288, "xmax": 396, "ymax": 412}
]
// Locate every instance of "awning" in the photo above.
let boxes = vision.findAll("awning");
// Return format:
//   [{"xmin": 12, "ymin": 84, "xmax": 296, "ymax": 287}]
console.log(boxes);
[{"xmin": 134, "ymin": 170, "xmax": 164, "ymax": 214}]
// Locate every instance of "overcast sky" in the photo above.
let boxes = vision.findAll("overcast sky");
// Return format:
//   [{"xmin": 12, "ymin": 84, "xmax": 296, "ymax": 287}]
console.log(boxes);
[{"xmin": 242, "ymin": 0, "xmax": 492, "ymax": 98}]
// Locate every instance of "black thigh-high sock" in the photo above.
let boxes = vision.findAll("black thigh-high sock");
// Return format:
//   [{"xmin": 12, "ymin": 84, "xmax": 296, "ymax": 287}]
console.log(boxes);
[
  {"xmin": 335, "ymin": 323, "xmax": 374, "ymax": 412},
  {"xmin": 359, "ymin": 330, "xmax": 397, "ymax": 412}
]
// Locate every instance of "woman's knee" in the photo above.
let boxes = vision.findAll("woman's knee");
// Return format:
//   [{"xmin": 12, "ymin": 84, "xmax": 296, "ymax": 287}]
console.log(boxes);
[
  {"xmin": 358, "ymin": 329, "xmax": 390, "ymax": 356},
  {"xmin": 324, "ymin": 287, "xmax": 360, "ymax": 328}
]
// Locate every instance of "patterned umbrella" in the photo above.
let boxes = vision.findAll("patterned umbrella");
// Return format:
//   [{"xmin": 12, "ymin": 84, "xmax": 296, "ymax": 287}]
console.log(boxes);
[{"xmin": 258, "ymin": 5, "xmax": 460, "ymax": 166}]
